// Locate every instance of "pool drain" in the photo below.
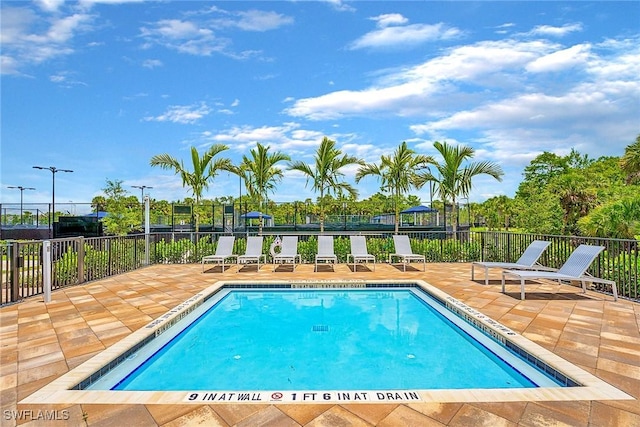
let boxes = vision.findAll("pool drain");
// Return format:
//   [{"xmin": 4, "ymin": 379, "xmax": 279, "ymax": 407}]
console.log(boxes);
[{"xmin": 312, "ymin": 325, "xmax": 329, "ymax": 332}]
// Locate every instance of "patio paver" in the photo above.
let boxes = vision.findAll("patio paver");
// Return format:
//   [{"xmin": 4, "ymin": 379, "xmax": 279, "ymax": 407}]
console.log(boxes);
[{"xmin": 1, "ymin": 263, "xmax": 638, "ymax": 426}]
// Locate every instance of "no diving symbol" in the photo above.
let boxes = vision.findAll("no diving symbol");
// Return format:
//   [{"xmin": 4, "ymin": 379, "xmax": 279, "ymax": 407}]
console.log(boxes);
[{"xmin": 271, "ymin": 392, "xmax": 283, "ymax": 400}]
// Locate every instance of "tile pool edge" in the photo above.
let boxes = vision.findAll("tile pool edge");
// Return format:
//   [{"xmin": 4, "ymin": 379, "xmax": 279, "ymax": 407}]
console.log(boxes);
[{"xmin": 21, "ymin": 279, "xmax": 633, "ymax": 405}]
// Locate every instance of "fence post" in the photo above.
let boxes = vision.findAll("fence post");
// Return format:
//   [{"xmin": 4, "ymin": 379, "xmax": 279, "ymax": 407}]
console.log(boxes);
[
  {"xmin": 10, "ymin": 241, "xmax": 19, "ymax": 303},
  {"xmin": 43, "ymin": 240, "xmax": 52, "ymax": 303},
  {"xmin": 144, "ymin": 195, "xmax": 150, "ymax": 266},
  {"xmin": 107, "ymin": 239, "xmax": 111, "ymax": 276},
  {"xmin": 77, "ymin": 237, "xmax": 85, "ymax": 284}
]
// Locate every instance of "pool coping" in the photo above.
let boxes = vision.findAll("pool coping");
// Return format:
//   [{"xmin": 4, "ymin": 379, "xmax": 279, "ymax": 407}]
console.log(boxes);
[{"xmin": 21, "ymin": 279, "xmax": 633, "ymax": 405}]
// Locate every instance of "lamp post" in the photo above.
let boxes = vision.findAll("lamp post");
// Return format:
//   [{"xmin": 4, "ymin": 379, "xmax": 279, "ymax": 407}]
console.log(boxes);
[
  {"xmin": 7, "ymin": 186, "xmax": 35, "ymax": 224},
  {"xmin": 342, "ymin": 201, "xmax": 347, "ymax": 231},
  {"xmin": 132, "ymin": 185, "xmax": 153, "ymax": 226},
  {"xmin": 33, "ymin": 166, "xmax": 73, "ymax": 237}
]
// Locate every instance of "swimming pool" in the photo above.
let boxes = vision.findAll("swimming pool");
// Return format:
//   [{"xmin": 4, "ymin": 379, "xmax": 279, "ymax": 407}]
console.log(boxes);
[
  {"xmin": 90, "ymin": 287, "xmax": 552, "ymax": 391},
  {"xmin": 23, "ymin": 280, "xmax": 632, "ymax": 405}
]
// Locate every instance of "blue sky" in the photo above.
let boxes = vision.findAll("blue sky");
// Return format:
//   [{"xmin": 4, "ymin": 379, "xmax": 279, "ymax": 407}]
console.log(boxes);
[{"xmin": 2, "ymin": 0, "xmax": 639, "ymax": 210}]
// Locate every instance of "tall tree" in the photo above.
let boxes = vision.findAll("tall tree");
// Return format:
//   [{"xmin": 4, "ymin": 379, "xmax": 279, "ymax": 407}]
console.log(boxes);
[
  {"xmin": 101, "ymin": 179, "xmax": 139, "ymax": 235},
  {"xmin": 418, "ymin": 141, "xmax": 503, "ymax": 234},
  {"xmin": 356, "ymin": 141, "xmax": 433, "ymax": 234},
  {"xmin": 150, "ymin": 145, "xmax": 232, "ymax": 232},
  {"xmin": 235, "ymin": 143, "xmax": 291, "ymax": 233},
  {"xmin": 578, "ymin": 195, "xmax": 640, "ymax": 239},
  {"xmin": 620, "ymin": 135, "xmax": 640, "ymax": 184},
  {"xmin": 479, "ymin": 195, "xmax": 516, "ymax": 230},
  {"xmin": 289, "ymin": 137, "xmax": 363, "ymax": 232},
  {"xmin": 548, "ymin": 171, "xmax": 598, "ymax": 235},
  {"xmin": 91, "ymin": 195, "xmax": 107, "ymax": 213}
]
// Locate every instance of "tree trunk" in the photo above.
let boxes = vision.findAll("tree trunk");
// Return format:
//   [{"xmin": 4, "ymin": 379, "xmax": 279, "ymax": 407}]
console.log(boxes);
[
  {"xmin": 394, "ymin": 189, "xmax": 400, "ymax": 234},
  {"xmin": 194, "ymin": 199, "xmax": 200, "ymax": 233},
  {"xmin": 319, "ymin": 190, "xmax": 325, "ymax": 233},
  {"xmin": 451, "ymin": 197, "xmax": 457, "ymax": 238}
]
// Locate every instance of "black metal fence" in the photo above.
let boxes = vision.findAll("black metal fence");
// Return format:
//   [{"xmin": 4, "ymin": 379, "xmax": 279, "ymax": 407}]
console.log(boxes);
[{"xmin": 1, "ymin": 231, "xmax": 637, "ymax": 306}]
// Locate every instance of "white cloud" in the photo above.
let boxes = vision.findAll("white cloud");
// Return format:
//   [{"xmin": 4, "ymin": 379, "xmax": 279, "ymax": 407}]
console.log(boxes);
[
  {"xmin": 371, "ymin": 13, "xmax": 408, "ymax": 28},
  {"xmin": 0, "ymin": 55, "xmax": 20, "ymax": 75},
  {"xmin": 349, "ymin": 22, "xmax": 461, "ymax": 50},
  {"xmin": 205, "ymin": 123, "xmax": 302, "ymax": 149},
  {"xmin": 49, "ymin": 74, "xmax": 65, "ymax": 83},
  {"xmin": 231, "ymin": 99, "xmax": 240, "ymax": 107},
  {"xmin": 288, "ymin": 39, "xmax": 551, "ymax": 120},
  {"xmin": 527, "ymin": 23, "xmax": 583, "ymax": 37},
  {"xmin": 526, "ymin": 44, "xmax": 591, "ymax": 72},
  {"xmin": 139, "ymin": 7, "xmax": 292, "ymax": 58},
  {"xmin": 0, "ymin": 7, "xmax": 94, "ymax": 74},
  {"xmin": 35, "ymin": 0, "xmax": 65, "ymax": 12},
  {"xmin": 144, "ymin": 102, "xmax": 212, "ymax": 124},
  {"xmin": 139, "ymin": 19, "xmax": 228, "ymax": 56},
  {"xmin": 230, "ymin": 10, "xmax": 294, "ymax": 32},
  {"xmin": 320, "ymin": 0, "xmax": 356, "ymax": 13},
  {"xmin": 587, "ymin": 37, "xmax": 640, "ymax": 80},
  {"xmin": 200, "ymin": 123, "xmax": 355, "ymax": 155},
  {"xmin": 142, "ymin": 59, "xmax": 163, "ymax": 68}
]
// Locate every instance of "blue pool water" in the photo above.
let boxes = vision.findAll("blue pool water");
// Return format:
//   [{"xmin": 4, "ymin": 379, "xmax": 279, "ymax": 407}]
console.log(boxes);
[{"xmin": 105, "ymin": 288, "xmax": 555, "ymax": 391}]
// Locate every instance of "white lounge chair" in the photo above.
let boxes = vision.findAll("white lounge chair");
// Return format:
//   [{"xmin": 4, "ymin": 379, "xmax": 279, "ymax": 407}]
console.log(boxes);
[
  {"xmin": 237, "ymin": 236, "xmax": 266, "ymax": 272},
  {"xmin": 273, "ymin": 236, "xmax": 301, "ymax": 271},
  {"xmin": 201, "ymin": 235, "xmax": 237, "ymax": 272},
  {"xmin": 389, "ymin": 235, "xmax": 426, "ymax": 271},
  {"xmin": 472, "ymin": 240, "xmax": 552, "ymax": 285},
  {"xmin": 315, "ymin": 235, "xmax": 337, "ymax": 272},
  {"xmin": 347, "ymin": 235, "xmax": 376, "ymax": 271},
  {"xmin": 502, "ymin": 244, "xmax": 618, "ymax": 301}
]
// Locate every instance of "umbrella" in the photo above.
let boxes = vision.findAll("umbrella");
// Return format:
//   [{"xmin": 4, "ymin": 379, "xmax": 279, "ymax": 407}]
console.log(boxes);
[
  {"xmin": 400, "ymin": 205, "xmax": 437, "ymax": 214},
  {"xmin": 240, "ymin": 211, "xmax": 272, "ymax": 219},
  {"xmin": 400, "ymin": 205, "xmax": 437, "ymax": 226}
]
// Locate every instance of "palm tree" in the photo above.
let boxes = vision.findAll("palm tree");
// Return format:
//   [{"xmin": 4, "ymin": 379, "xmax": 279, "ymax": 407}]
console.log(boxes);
[
  {"xmin": 289, "ymin": 137, "xmax": 363, "ymax": 232},
  {"xmin": 578, "ymin": 196, "xmax": 640, "ymax": 239},
  {"xmin": 620, "ymin": 135, "xmax": 640, "ymax": 184},
  {"xmin": 150, "ymin": 145, "xmax": 233, "ymax": 232},
  {"xmin": 235, "ymin": 143, "xmax": 291, "ymax": 233},
  {"xmin": 356, "ymin": 141, "xmax": 433, "ymax": 234},
  {"xmin": 418, "ymin": 141, "xmax": 504, "ymax": 235}
]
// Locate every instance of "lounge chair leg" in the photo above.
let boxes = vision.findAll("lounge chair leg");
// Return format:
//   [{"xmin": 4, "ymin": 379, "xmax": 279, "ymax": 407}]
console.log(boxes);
[
  {"xmin": 521, "ymin": 278, "xmax": 526, "ymax": 300},
  {"xmin": 484, "ymin": 267, "xmax": 489, "ymax": 286},
  {"xmin": 501, "ymin": 274, "xmax": 506, "ymax": 293}
]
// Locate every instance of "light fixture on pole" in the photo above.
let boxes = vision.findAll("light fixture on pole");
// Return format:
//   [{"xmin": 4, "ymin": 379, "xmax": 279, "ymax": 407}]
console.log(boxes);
[
  {"xmin": 33, "ymin": 166, "xmax": 73, "ymax": 237},
  {"xmin": 7, "ymin": 186, "xmax": 35, "ymax": 224},
  {"xmin": 132, "ymin": 185, "xmax": 153, "ymax": 201},
  {"xmin": 132, "ymin": 185, "xmax": 153, "ymax": 225}
]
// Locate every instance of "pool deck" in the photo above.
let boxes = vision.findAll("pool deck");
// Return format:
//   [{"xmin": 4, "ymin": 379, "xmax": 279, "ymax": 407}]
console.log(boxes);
[{"xmin": 1, "ymin": 262, "xmax": 638, "ymax": 426}]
